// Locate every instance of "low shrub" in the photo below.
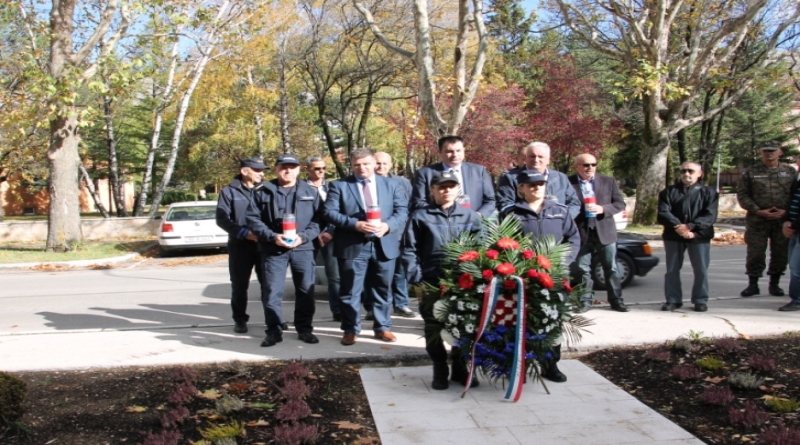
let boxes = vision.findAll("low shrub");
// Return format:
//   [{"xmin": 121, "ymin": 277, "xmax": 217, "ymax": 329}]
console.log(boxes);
[
  {"xmin": 701, "ymin": 386, "xmax": 735, "ymax": 406},
  {"xmin": 643, "ymin": 348, "xmax": 671, "ymax": 362},
  {"xmin": 696, "ymin": 356, "xmax": 725, "ymax": 371},
  {"xmin": 761, "ymin": 423, "xmax": 800, "ymax": 445},
  {"xmin": 713, "ymin": 337, "xmax": 743, "ymax": 355},
  {"xmin": 729, "ymin": 371, "xmax": 765, "ymax": 389},
  {"xmin": 729, "ymin": 401, "xmax": 770, "ymax": 429},
  {"xmin": 671, "ymin": 364, "xmax": 703, "ymax": 380},
  {"xmin": 765, "ymin": 397, "xmax": 800, "ymax": 413},
  {"xmin": 0, "ymin": 371, "xmax": 27, "ymax": 423},
  {"xmin": 748, "ymin": 354, "xmax": 777, "ymax": 373}
]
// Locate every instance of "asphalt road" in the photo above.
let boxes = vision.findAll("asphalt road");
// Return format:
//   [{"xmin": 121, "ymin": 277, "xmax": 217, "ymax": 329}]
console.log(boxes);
[{"xmin": 0, "ymin": 244, "xmax": 768, "ymax": 336}]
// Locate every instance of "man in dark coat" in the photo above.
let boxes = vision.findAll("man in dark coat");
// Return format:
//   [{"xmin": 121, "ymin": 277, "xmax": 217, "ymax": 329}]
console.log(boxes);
[
  {"xmin": 569, "ymin": 153, "xmax": 629, "ymax": 313},
  {"xmin": 216, "ymin": 157, "xmax": 267, "ymax": 334},
  {"xmin": 246, "ymin": 154, "xmax": 322, "ymax": 347},
  {"xmin": 411, "ymin": 135, "xmax": 496, "ymax": 217},
  {"xmin": 657, "ymin": 162, "xmax": 719, "ymax": 312}
]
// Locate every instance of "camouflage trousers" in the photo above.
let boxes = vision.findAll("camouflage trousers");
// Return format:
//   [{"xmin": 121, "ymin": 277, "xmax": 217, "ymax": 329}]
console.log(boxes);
[{"xmin": 744, "ymin": 217, "xmax": 789, "ymax": 278}]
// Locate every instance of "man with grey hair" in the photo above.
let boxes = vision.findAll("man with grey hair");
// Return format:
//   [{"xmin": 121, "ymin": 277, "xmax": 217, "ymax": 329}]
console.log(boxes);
[
  {"xmin": 324, "ymin": 148, "xmax": 408, "ymax": 346},
  {"xmin": 306, "ymin": 156, "xmax": 341, "ymax": 321},
  {"xmin": 657, "ymin": 162, "xmax": 719, "ymax": 312},
  {"xmin": 374, "ymin": 152, "xmax": 418, "ymax": 318},
  {"xmin": 496, "ymin": 142, "xmax": 581, "ymax": 218}
]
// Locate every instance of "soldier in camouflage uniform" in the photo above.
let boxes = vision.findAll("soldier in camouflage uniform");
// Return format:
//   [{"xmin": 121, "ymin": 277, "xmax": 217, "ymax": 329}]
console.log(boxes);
[{"xmin": 737, "ymin": 144, "xmax": 795, "ymax": 297}]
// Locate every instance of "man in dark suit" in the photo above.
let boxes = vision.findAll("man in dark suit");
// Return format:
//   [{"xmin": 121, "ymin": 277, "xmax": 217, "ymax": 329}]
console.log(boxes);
[
  {"xmin": 324, "ymin": 148, "xmax": 408, "ymax": 346},
  {"xmin": 411, "ymin": 135, "xmax": 496, "ymax": 217},
  {"xmin": 569, "ymin": 153, "xmax": 629, "ymax": 313}
]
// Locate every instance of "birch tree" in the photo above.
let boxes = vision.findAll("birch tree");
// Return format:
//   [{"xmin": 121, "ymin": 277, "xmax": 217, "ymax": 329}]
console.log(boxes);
[
  {"xmin": 552, "ymin": 0, "xmax": 800, "ymax": 224},
  {"xmin": 353, "ymin": 0, "xmax": 490, "ymax": 138}
]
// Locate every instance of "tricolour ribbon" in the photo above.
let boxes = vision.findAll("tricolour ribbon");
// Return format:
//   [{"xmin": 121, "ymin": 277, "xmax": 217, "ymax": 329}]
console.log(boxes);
[{"xmin": 462, "ymin": 275, "xmax": 527, "ymax": 402}]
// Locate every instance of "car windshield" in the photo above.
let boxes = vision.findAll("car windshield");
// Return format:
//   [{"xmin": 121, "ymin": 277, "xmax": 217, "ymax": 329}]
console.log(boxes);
[{"xmin": 166, "ymin": 206, "xmax": 216, "ymax": 221}]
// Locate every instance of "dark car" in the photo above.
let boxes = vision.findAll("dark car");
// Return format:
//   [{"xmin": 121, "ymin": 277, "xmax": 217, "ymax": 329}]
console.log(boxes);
[{"xmin": 572, "ymin": 232, "xmax": 660, "ymax": 289}]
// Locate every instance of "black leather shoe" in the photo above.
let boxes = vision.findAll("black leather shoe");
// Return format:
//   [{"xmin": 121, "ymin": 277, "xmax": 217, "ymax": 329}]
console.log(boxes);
[
  {"xmin": 431, "ymin": 362, "xmax": 449, "ymax": 390},
  {"xmin": 260, "ymin": 333, "xmax": 283, "ymax": 347},
  {"xmin": 297, "ymin": 332, "xmax": 319, "ymax": 344},
  {"xmin": 543, "ymin": 365, "xmax": 567, "ymax": 383},
  {"xmin": 234, "ymin": 321, "xmax": 248, "ymax": 333},
  {"xmin": 740, "ymin": 284, "xmax": 760, "ymax": 297},
  {"xmin": 661, "ymin": 302, "xmax": 683, "ymax": 311},
  {"xmin": 332, "ymin": 313, "xmax": 342, "ymax": 322},
  {"xmin": 364, "ymin": 311, "xmax": 374, "ymax": 321},
  {"xmin": 450, "ymin": 365, "xmax": 479, "ymax": 388},
  {"xmin": 610, "ymin": 302, "xmax": 630, "ymax": 312},
  {"xmin": 694, "ymin": 303, "xmax": 708, "ymax": 312},
  {"xmin": 778, "ymin": 301, "xmax": 800, "ymax": 311},
  {"xmin": 393, "ymin": 307, "xmax": 419, "ymax": 318},
  {"xmin": 769, "ymin": 284, "xmax": 785, "ymax": 297},
  {"xmin": 281, "ymin": 322, "xmax": 290, "ymax": 331}
]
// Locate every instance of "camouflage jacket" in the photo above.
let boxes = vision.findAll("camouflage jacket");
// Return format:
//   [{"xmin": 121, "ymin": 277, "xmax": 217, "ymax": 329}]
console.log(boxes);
[{"xmin": 737, "ymin": 163, "xmax": 796, "ymax": 215}]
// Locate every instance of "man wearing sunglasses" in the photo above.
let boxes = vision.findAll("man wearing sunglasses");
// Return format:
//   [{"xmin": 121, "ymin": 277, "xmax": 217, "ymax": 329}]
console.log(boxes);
[
  {"xmin": 569, "ymin": 153, "xmax": 628, "ymax": 312},
  {"xmin": 657, "ymin": 162, "xmax": 719, "ymax": 312},
  {"xmin": 737, "ymin": 144, "xmax": 795, "ymax": 297},
  {"xmin": 306, "ymin": 157, "xmax": 342, "ymax": 322}
]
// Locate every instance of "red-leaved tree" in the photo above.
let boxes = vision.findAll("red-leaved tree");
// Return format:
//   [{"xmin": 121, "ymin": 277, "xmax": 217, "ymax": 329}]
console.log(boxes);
[{"xmin": 526, "ymin": 54, "xmax": 621, "ymax": 172}]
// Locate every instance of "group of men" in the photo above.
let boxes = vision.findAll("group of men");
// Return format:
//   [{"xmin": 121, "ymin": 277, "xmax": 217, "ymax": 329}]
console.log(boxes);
[{"xmin": 214, "ymin": 137, "xmax": 800, "ymax": 351}]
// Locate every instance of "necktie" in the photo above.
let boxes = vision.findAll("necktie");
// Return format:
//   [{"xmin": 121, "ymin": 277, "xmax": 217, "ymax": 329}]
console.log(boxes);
[
  {"xmin": 362, "ymin": 178, "xmax": 374, "ymax": 207},
  {"xmin": 449, "ymin": 169, "xmax": 464, "ymax": 196}
]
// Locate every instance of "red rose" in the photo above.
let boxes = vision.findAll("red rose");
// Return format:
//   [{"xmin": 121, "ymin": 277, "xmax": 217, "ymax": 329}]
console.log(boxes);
[
  {"xmin": 482, "ymin": 270, "xmax": 494, "ymax": 280},
  {"xmin": 503, "ymin": 279, "xmax": 517, "ymax": 290},
  {"xmin": 562, "ymin": 279, "xmax": 573, "ymax": 292},
  {"xmin": 485, "ymin": 249, "xmax": 499, "ymax": 260},
  {"xmin": 526, "ymin": 269, "xmax": 539, "ymax": 280},
  {"xmin": 496, "ymin": 262, "xmax": 516, "ymax": 275},
  {"xmin": 537, "ymin": 254, "xmax": 552, "ymax": 270},
  {"xmin": 521, "ymin": 249, "xmax": 535, "ymax": 260},
  {"xmin": 458, "ymin": 273, "xmax": 474, "ymax": 290},
  {"xmin": 496, "ymin": 238, "xmax": 520, "ymax": 250},
  {"xmin": 539, "ymin": 273, "xmax": 554, "ymax": 289},
  {"xmin": 440, "ymin": 285, "xmax": 446, "ymax": 296},
  {"xmin": 458, "ymin": 250, "xmax": 479, "ymax": 262}
]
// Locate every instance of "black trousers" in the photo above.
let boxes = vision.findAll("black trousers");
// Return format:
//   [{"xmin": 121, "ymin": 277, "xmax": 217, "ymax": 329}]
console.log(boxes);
[{"xmin": 228, "ymin": 241, "xmax": 264, "ymax": 323}]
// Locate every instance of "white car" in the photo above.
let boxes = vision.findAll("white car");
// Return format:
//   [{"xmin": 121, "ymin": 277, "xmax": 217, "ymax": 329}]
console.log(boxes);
[
  {"xmin": 155, "ymin": 201, "xmax": 228, "ymax": 253},
  {"xmin": 614, "ymin": 209, "xmax": 629, "ymax": 231}
]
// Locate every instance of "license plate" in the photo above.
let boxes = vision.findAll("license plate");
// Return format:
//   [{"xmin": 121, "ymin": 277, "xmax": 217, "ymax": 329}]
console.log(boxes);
[{"xmin": 186, "ymin": 236, "xmax": 213, "ymax": 243}]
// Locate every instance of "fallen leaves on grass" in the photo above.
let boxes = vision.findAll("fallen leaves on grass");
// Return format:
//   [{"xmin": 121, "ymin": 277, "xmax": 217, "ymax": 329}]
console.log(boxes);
[
  {"xmin": 125, "ymin": 405, "xmax": 148, "ymax": 413},
  {"xmin": 29, "ymin": 264, "xmax": 74, "ymax": 271},
  {"xmin": 246, "ymin": 419, "xmax": 270, "ymax": 427},
  {"xmin": 331, "ymin": 421, "xmax": 364, "ymax": 431},
  {"xmin": 197, "ymin": 388, "xmax": 222, "ymax": 399}
]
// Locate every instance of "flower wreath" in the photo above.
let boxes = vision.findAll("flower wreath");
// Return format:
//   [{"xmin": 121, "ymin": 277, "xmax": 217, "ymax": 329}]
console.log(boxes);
[{"xmin": 426, "ymin": 216, "xmax": 591, "ymax": 401}]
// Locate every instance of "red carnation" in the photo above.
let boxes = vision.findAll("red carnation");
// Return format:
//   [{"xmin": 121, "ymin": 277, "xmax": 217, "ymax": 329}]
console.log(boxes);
[
  {"xmin": 482, "ymin": 270, "xmax": 494, "ymax": 280},
  {"xmin": 527, "ymin": 269, "xmax": 539, "ymax": 280},
  {"xmin": 440, "ymin": 285, "xmax": 446, "ymax": 296},
  {"xmin": 503, "ymin": 279, "xmax": 517, "ymax": 290},
  {"xmin": 485, "ymin": 249, "xmax": 499, "ymax": 260},
  {"xmin": 539, "ymin": 273, "xmax": 554, "ymax": 289},
  {"xmin": 458, "ymin": 273, "xmax": 474, "ymax": 290},
  {"xmin": 496, "ymin": 238, "xmax": 520, "ymax": 250},
  {"xmin": 521, "ymin": 249, "xmax": 535, "ymax": 260},
  {"xmin": 458, "ymin": 251, "xmax": 479, "ymax": 262},
  {"xmin": 537, "ymin": 254, "xmax": 552, "ymax": 270},
  {"xmin": 563, "ymin": 279, "xmax": 573, "ymax": 292},
  {"xmin": 496, "ymin": 263, "xmax": 516, "ymax": 275}
]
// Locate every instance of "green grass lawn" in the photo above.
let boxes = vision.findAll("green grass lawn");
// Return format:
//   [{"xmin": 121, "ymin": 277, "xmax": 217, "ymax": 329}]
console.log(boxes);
[{"xmin": 0, "ymin": 240, "xmax": 154, "ymax": 264}]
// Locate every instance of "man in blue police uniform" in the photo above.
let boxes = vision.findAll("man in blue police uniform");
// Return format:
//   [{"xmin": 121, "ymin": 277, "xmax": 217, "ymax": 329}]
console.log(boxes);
[
  {"xmin": 216, "ymin": 157, "xmax": 267, "ymax": 334},
  {"xmin": 246, "ymin": 154, "xmax": 322, "ymax": 347},
  {"xmin": 324, "ymin": 148, "xmax": 408, "ymax": 346}
]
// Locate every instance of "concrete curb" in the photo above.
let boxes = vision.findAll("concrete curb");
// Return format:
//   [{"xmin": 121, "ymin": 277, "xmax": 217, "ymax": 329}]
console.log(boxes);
[{"xmin": 0, "ymin": 242, "xmax": 157, "ymax": 270}]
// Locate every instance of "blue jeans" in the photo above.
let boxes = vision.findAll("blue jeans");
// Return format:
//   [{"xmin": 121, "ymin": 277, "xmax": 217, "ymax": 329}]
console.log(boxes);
[
  {"xmin": 337, "ymin": 242, "xmax": 395, "ymax": 334},
  {"xmin": 575, "ymin": 232, "xmax": 622, "ymax": 303},
  {"xmin": 319, "ymin": 242, "xmax": 341, "ymax": 315},
  {"xmin": 664, "ymin": 240, "xmax": 710, "ymax": 304},
  {"xmin": 788, "ymin": 235, "xmax": 800, "ymax": 303}
]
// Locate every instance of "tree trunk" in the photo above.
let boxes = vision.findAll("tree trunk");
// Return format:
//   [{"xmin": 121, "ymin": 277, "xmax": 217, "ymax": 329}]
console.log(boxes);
[
  {"xmin": 632, "ymin": 94, "xmax": 671, "ymax": 226},
  {"xmin": 46, "ymin": 115, "xmax": 83, "ymax": 252},
  {"xmin": 246, "ymin": 66, "xmax": 266, "ymax": 157},
  {"xmin": 79, "ymin": 164, "xmax": 109, "ymax": 218},
  {"xmin": 278, "ymin": 47, "xmax": 291, "ymax": 155},
  {"xmin": 356, "ymin": 89, "xmax": 373, "ymax": 148},
  {"xmin": 104, "ymin": 94, "xmax": 126, "ymax": 216}
]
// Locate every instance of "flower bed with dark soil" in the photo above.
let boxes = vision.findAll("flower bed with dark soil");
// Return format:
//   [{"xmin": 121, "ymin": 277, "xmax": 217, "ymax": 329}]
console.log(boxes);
[
  {"xmin": 581, "ymin": 334, "xmax": 800, "ymax": 444},
  {"xmin": 3, "ymin": 359, "xmax": 380, "ymax": 445}
]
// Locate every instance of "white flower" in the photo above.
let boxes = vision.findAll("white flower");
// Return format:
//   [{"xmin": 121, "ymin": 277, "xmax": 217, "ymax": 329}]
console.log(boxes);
[
  {"xmin": 448, "ymin": 314, "xmax": 458, "ymax": 323},
  {"xmin": 433, "ymin": 300, "xmax": 449, "ymax": 321},
  {"xmin": 469, "ymin": 303, "xmax": 479, "ymax": 311},
  {"xmin": 451, "ymin": 327, "xmax": 461, "ymax": 339},
  {"xmin": 476, "ymin": 285, "xmax": 486, "ymax": 293},
  {"xmin": 450, "ymin": 295, "xmax": 457, "ymax": 300},
  {"xmin": 441, "ymin": 330, "xmax": 456, "ymax": 346},
  {"xmin": 541, "ymin": 289, "xmax": 550, "ymax": 296},
  {"xmin": 504, "ymin": 299, "xmax": 514, "ymax": 308},
  {"xmin": 457, "ymin": 301, "xmax": 465, "ymax": 311},
  {"xmin": 465, "ymin": 323, "xmax": 475, "ymax": 333}
]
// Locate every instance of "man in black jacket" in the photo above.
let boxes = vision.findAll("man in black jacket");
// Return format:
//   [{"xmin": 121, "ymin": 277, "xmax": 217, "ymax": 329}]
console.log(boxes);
[
  {"xmin": 216, "ymin": 157, "xmax": 267, "ymax": 334},
  {"xmin": 657, "ymin": 162, "xmax": 719, "ymax": 312},
  {"xmin": 569, "ymin": 153, "xmax": 629, "ymax": 313},
  {"xmin": 246, "ymin": 154, "xmax": 322, "ymax": 347}
]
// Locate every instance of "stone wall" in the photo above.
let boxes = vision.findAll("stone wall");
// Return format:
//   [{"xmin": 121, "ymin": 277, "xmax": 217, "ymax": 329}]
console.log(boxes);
[{"xmin": 0, "ymin": 217, "xmax": 160, "ymax": 244}]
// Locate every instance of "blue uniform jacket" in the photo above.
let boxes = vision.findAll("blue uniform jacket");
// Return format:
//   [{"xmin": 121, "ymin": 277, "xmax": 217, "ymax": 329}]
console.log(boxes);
[
  {"xmin": 216, "ymin": 176, "xmax": 259, "ymax": 245},
  {"xmin": 496, "ymin": 168, "xmax": 581, "ymax": 219},
  {"xmin": 246, "ymin": 180, "xmax": 321, "ymax": 254},
  {"xmin": 403, "ymin": 204, "xmax": 482, "ymax": 283},
  {"xmin": 505, "ymin": 201, "xmax": 581, "ymax": 263}
]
